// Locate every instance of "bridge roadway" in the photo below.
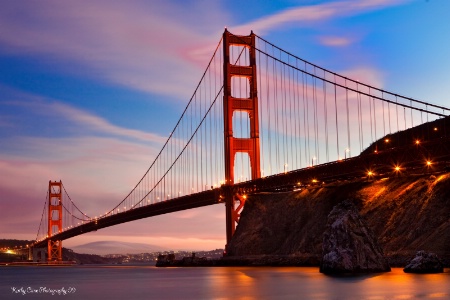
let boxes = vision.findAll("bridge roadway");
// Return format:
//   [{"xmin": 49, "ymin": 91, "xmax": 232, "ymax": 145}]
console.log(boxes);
[{"xmin": 33, "ymin": 136, "xmax": 450, "ymax": 249}]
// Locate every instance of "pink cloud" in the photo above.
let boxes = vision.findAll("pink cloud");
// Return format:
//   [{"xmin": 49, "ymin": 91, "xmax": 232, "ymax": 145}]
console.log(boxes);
[
  {"xmin": 3, "ymin": 90, "xmax": 168, "ymax": 144},
  {"xmin": 0, "ymin": 1, "xmax": 227, "ymax": 100},
  {"xmin": 339, "ymin": 66, "xmax": 385, "ymax": 89},
  {"xmin": 318, "ymin": 36, "xmax": 353, "ymax": 47},
  {"xmin": 0, "ymin": 0, "xmax": 412, "ymax": 101},
  {"xmin": 0, "ymin": 135, "xmax": 227, "ymax": 249},
  {"xmin": 250, "ymin": 64, "xmax": 391, "ymax": 170},
  {"xmin": 231, "ymin": 0, "xmax": 412, "ymax": 35},
  {"xmin": 52, "ymin": 102, "xmax": 168, "ymax": 144},
  {"xmin": 0, "ymin": 89, "xmax": 227, "ymax": 249}
]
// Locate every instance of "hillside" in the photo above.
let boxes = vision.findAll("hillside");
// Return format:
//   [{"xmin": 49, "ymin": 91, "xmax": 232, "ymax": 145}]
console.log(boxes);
[
  {"xmin": 361, "ymin": 115, "xmax": 450, "ymax": 155},
  {"xmin": 227, "ymin": 173, "xmax": 450, "ymax": 266}
]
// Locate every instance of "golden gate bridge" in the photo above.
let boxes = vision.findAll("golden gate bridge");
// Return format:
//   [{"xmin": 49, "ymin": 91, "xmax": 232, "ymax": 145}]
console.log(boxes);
[{"xmin": 29, "ymin": 29, "xmax": 449, "ymax": 262}]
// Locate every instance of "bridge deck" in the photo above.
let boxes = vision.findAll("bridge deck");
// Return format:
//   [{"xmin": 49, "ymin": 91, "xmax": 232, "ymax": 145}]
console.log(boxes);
[{"xmin": 33, "ymin": 136, "xmax": 450, "ymax": 249}]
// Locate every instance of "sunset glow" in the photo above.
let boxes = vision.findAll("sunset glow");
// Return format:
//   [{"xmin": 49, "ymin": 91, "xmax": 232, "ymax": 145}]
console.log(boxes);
[{"xmin": 1, "ymin": 0, "xmax": 449, "ymax": 252}]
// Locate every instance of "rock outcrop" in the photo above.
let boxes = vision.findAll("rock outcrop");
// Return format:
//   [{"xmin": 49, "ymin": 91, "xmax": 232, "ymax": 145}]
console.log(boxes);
[
  {"xmin": 403, "ymin": 251, "xmax": 444, "ymax": 273},
  {"xmin": 225, "ymin": 173, "xmax": 450, "ymax": 267},
  {"xmin": 320, "ymin": 200, "xmax": 391, "ymax": 274}
]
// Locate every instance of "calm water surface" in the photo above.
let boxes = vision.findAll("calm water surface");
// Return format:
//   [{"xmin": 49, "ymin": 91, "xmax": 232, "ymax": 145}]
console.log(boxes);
[{"xmin": 1, "ymin": 266, "xmax": 449, "ymax": 299}]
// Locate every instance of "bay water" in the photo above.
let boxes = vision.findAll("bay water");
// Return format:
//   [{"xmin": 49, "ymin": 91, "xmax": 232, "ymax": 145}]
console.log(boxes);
[{"xmin": 1, "ymin": 265, "xmax": 449, "ymax": 299}]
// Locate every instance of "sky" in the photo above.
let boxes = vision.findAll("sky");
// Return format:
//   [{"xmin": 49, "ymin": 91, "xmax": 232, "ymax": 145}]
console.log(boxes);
[{"xmin": 0, "ymin": 0, "xmax": 449, "ymax": 253}]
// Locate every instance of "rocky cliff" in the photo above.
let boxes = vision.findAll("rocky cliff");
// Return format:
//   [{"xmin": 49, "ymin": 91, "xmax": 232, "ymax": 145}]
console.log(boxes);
[
  {"xmin": 227, "ymin": 173, "xmax": 450, "ymax": 266},
  {"xmin": 320, "ymin": 200, "xmax": 390, "ymax": 273}
]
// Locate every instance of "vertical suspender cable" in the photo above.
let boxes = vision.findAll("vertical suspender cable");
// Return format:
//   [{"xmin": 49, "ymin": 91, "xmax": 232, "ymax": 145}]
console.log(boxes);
[
  {"xmin": 302, "ymin": 68, "xmax": 308, "ymax": 165},
  {"xmin": 334, "ymin": 75, "xmax": 339, "ymax": 160},
  {"xmin": 258, "ymin": 40, "xmax": 264, "ymax": 177},
  {"xmin": 313, "ymin": 70, "xmax": 319, "ymax": 163},
  {"xmin": 323, "ymin": 75, "xmax": 329, "ymax": 162},
  {"xmin": 382, "ymin": 92, "xmax": 386, "ymax": 136},
  {"xmin": 305, "ymin": 68, "xmax": 311, "ymax": 164},
  {"xmin": 395, "ymin": 96, "xmax": 399, "ymax": 132},
  {"xmin": 345, "ymin": 79, "xmax": 350, "ymax": 156}
]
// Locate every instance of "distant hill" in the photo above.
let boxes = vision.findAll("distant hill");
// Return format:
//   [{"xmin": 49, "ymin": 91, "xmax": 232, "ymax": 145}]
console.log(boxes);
[
  {"xmin": 70, "ymin": 241, "xmax": 166, "ymax": 255},
  {"xmin": 63, "ymin": 248, "xmax": 125, "ymax": 264},
  {"xmin": 0, "ymin": 239, "xmax": 222, "ymax": 264},
  {"xmin": 0, "ymin": 239, "xmax": 166, "ymax": 256}
]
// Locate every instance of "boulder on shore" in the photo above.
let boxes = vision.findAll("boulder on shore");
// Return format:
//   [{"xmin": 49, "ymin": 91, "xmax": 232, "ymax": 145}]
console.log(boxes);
[
  {"xmin": 320, "ymin": 200, "xmax": 391, "ymax": 274},
  {"xmin": 403, "ymin": 251, "xmax": 444, "ymax": 273}
]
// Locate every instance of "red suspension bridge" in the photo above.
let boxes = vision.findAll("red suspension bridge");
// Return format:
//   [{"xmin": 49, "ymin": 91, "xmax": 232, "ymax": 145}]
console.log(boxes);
[{"xmin": 31, "ymin": 30, "xmax": 450, "ymax": 261}]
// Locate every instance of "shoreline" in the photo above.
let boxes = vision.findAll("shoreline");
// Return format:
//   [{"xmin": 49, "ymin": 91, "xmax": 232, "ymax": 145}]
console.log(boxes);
[
  {"xmin": 0, "ymin": 261, "xmax": 77, "ymax": 266},
  {"xmin": 156, "ymin": 253, "xmax": 450, "ymax": 268}
]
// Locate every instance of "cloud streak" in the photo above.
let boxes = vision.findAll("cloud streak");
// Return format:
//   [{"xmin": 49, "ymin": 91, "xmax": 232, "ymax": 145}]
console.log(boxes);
[
  {"xmin": 0, "ymin": 0, "xmax": 412, "ymax": 102},
  {"xmin": 318, "ymin": 36, "xmax": 353, "ymax": 47},
  {"xmin": 0, "ymin": 88, "xmax": 227, "ymax": 249},
  {"xmin": 1, "ymin": 88, "xmax": 167, "ymax": 144},
  {"xmin": 0, "ymin": 1, "xmax": 225, "ymax": 100},
  {"xmin": 231, "ymin": 0, "xmax": 412, "ymax": 35}
]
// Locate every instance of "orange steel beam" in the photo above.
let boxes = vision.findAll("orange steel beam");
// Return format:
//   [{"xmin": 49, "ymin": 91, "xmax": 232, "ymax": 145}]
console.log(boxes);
[
  {"xmin": 47, "ymin": 180, "xmax": 63, "ymax": 261},
  {"xmin": 223, "ymin": 29, "xmax": 261, "ymax": 247},
  {"xmin": 32, "ymin": 137, "xmax": 450, "ymax": 250}
]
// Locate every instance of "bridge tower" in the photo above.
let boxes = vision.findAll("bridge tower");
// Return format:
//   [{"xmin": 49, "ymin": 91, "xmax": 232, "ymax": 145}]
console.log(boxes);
[
  {"xmin": 223, "ymin": 29, "xmax": 261, "ymax": 245},
  {"xmin": 47, "ymin": 180, "xmax": 63, "ymax": 261}
]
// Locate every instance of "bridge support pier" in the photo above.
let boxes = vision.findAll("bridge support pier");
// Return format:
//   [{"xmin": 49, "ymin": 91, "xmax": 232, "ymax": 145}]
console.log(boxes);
[
  {"xmin": 224, "ymin": 189, "xmax": 247, "ymax": 243},
  {"xmin": 223, "ymin": 29, "xmax": 261, "ymax": 248},
  {"xmin": 32, "ymin": 247, "xmax": 47, "ymax": 262},
  {"xmin": 47, "ymin": 181, "xmax": 63, "ymax": 261}
]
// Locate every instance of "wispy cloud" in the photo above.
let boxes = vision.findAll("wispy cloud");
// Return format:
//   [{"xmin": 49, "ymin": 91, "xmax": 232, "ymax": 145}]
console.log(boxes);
[
  {"xmin": 0, "ymin": 1, "xmax": 226, "ymax": 100},
  {"xmin": 0, "ymin": 149, "xmax": 226, "ymax": 250},
  {"xmin": 52, "ymin": 102, "xmax": 168, "ymax": 143},
  {"xmin": 0, "ymin": 90, "xmax": 167, "ymax": 216},
  {"xmin": 0, "ymin": 88, "xmax": 226, "ymax": 247},
  {"xmin": 340, "ymin": 67, "xmax": 385, "ymax": 88},
  {"xmin": 0, "ymin": 0, "xmax": 411, "ymax": 101},
  {"xmin": 1, "ymin": 89, "xmax": 167, "ymax": 144},
  {"xmin": 318, "ymin": 36, "xmax": 353, "ymax": 47},
  {"xmin": 231, "ymin": 0, "xmax": 412, "ymax": 35},
  {"xmin": 0, "ymin": 156, "xmax": 227, "ymax": 250}
]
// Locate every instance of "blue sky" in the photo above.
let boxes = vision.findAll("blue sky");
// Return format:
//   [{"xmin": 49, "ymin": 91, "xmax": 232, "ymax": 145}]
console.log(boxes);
[{"xmin": 0, "ymin": 0, "xmax": 449, "ymax": 252}]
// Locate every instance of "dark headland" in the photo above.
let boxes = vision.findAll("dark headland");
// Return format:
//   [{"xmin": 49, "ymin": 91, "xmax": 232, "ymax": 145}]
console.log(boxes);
[
  {"xmin": 228, "ymin": 116, "xmax": 450, "ymax": 268},
  {"xmin": 225, "ymin": 173, "xmax": 449, "ymax": 267},
  {"xmin": 157, "ymin": 172, "xmax": 449, "ymax": 268},
  {"xmin": 160, "ymin": 116, "xmax": 450, "ymax": 268}
]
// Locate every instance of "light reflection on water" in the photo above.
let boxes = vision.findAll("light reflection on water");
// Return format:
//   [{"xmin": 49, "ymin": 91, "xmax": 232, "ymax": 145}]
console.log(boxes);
[{"xmin": 1, "ymin": 266, "xmax": 448, "ymax": 299}]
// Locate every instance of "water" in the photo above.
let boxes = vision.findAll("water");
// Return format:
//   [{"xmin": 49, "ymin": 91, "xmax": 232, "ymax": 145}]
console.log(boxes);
[{"xmin": 1, "ymin": 266, "xmax": 449, "ymax": 299}]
